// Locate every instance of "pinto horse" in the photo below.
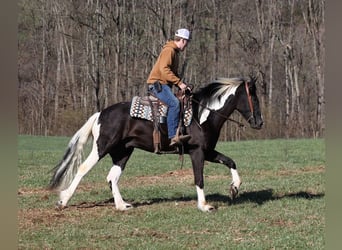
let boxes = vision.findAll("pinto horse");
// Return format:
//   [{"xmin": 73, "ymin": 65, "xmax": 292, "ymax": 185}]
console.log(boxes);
[{"xmin": 49, "ymin": 77, "xmax": 263, "ymax": 212}]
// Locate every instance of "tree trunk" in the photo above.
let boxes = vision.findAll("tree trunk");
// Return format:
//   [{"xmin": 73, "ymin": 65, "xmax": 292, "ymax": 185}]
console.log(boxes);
[{"xmin": 302, "ymin": 0, "xmax": 325, "ymax": 137}]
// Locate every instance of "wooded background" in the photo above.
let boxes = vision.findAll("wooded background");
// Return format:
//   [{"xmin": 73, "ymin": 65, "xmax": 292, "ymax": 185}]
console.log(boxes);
[{"xmin": 18, "ymin": 0, "xmax": 325, "ymax": 140}]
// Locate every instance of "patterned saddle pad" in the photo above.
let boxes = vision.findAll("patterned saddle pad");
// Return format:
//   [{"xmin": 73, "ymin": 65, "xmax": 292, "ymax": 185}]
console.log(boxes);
[{"xmin": 130, "ymin": 96, "xmax": 193, "ymax": 126}]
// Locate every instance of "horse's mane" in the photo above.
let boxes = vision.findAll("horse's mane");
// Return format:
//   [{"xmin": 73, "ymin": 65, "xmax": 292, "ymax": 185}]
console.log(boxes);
[{"xmin": 194, "ymin": 77, "xmax": 246, "ymax": 124}]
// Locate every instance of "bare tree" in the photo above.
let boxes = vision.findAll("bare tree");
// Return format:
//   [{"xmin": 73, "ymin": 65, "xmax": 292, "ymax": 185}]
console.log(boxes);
[{"xmin": 301, "ymin": 0, "xmax": 325, "ymax": 137}]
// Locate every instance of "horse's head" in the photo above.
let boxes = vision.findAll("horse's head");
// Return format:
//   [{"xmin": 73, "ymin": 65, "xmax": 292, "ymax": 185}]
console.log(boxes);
[{"xmin": 236, "ymin": 77, "xmax": 263, "ymax": 129}]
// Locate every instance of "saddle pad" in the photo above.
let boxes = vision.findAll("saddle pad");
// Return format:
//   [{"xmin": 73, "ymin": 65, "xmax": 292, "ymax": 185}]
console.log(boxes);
[
  {"xmin": 183, "ymin": 108, "xmax": 192, "ymax": 127},
  {"xmin": 130, "ymin": 96, "xmax": 193, "ymax": 126},
  {"xmin": 130, "ymin": 96, "xmax": 168, "ymax": 122}
]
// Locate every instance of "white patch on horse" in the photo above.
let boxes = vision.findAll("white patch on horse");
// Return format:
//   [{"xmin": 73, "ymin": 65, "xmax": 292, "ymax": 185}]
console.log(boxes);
[
  {"xmin": 230, "ymin": 168, "xmax": 241, "ymax": 188},
  {"xmin": 196, "ymin": 186, "xmax": 215, "ymax": 212},
  {"xmin": 199, "ymin": 78, "xmax": 242, "ymax": 124},
  {"xmin": 107, "ymin": 165, "xmax": 132, "ymax": 210}
]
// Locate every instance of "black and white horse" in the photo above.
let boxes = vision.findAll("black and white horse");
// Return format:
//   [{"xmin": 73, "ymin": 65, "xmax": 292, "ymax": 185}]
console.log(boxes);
[{"xmin": 49, "ymin": 77, "xmax": 263, "ymax": 212}]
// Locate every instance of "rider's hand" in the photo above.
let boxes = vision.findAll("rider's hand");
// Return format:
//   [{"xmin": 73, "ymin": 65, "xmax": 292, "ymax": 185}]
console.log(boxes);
[
  {"xmin": 179, "ymin": 82, "xmax": 192, "ymax": 96},
  {"xmin": 178, "ymin": 82, "xmax": 187, "ymax": 90}
]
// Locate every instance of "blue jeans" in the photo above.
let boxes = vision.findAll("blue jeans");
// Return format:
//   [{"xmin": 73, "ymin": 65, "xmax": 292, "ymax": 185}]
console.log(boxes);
[{"xmin": 149, "ymin": 84, "xmax": 180, "ymax": 139}]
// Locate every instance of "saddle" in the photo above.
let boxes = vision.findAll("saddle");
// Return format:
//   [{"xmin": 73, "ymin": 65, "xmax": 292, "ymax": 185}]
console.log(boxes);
[{"xmin": 130, "ymin": 90, "xmax": 193, "ymax": 153}]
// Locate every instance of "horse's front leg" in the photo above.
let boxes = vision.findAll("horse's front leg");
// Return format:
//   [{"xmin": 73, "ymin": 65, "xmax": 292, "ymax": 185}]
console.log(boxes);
[
  {"xmin": 205, "ymin": 150, "xmax": 242, "ymax": 199},
  {"xmin": 190, "ymin": 150, "xmax": 216, "ymax": 212}
]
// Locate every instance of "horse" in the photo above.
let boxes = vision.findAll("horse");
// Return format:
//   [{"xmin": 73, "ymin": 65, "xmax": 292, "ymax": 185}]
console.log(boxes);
[{"xmin": 48, "ymin": 77, "xmax": 263, "ymax": 212}]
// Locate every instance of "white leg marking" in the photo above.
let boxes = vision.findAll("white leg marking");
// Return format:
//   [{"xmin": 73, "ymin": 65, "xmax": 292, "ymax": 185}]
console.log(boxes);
[
  {"xmin": 59, "ymin": 129, "xmax": 100, "ymax": 207},
  {"xmin": 196, "ymin": 186, "xmax": 215, "ymax": 212},
  {"xmin": 230, "ymin": 168, "xmax": 241, "ymax": 188},
  {"xmin": 107, "ymin": 165, "xmax": 132, "ymax": 211}
]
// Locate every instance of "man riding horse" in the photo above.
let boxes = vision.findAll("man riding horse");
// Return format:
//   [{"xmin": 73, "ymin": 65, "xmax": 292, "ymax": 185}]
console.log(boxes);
[{"xmin": 146, "ymin": 28, "xmax": 192, "ymax": 146}]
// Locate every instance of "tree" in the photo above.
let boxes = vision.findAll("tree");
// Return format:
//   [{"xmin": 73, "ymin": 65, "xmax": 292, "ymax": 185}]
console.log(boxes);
[{"xmin": 301, "ymin": 0, "xmax": 325, "ymax": 137}]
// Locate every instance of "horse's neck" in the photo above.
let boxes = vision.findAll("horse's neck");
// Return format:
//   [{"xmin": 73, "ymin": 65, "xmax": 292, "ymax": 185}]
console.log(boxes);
[
  {"xmin": 211, "ymin": 105, "xmax": 235, "ymax": 129},
  {"xmin": 193, "ymin": 98, "xmax": 236, "ymax": 131}
]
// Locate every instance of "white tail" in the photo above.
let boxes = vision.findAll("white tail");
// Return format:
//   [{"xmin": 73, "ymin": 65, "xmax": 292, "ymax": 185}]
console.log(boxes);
[{"xmin": 48, "ymin": 112, "xmax": 100, "ymax": 191}]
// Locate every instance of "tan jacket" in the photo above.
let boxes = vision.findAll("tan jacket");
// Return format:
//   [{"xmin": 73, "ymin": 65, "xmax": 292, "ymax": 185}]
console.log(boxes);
[{"xmin": 146, "ymin": 41, "xmax": 181, "ymax": 86}]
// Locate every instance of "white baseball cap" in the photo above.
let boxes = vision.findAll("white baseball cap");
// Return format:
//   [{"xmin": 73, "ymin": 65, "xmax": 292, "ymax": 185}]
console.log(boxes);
[{"xmin": 175, "ymin": 28, "xmax": 191, "ymax": 40}]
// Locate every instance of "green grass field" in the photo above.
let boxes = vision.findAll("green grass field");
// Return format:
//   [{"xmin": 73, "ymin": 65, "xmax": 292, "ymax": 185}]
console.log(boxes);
[{"xmin": 18, "ymin": 135, "xmax": 325, "ymax": 249}]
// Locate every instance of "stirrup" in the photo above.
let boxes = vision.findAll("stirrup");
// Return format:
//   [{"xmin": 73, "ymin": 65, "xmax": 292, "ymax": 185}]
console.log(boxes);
[{"xmin": 169, "ymin": 134, "xmax": 191, "ymax": 146}]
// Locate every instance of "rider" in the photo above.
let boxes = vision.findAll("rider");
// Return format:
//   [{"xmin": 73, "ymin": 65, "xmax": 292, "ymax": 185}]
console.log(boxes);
[{"xmin": 147, "ymin": 28, "xmax": 191, "ymax": 146}]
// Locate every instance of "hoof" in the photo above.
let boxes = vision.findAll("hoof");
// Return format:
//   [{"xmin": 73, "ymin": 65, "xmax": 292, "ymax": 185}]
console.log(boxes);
[
  {"xmin": 207, "ymin": 206, "xmax": 217, "ymax": 212},
  {"xmin": 230, "ymin": 184, "xmax": 239, "ymax": 200},
  {"xmin": 124, "ymin": 204, "xmax": 133, "ymax": 210},
  {"xmin": 116, "ymin": 203, "xmax": 133, "ymax": 211},
  {"xmin": 198, "ymin": 203, "xmax": 217, "ymax": 212},
  {"xmin": 55, "ymin": 200, "xmax": 66, "ymax": 211}
]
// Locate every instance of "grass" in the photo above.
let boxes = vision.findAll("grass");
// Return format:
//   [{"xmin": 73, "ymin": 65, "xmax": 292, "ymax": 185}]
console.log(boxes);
[{"xmin": 18, "ymin": 135, "xmax": 325, "ymax": 249}]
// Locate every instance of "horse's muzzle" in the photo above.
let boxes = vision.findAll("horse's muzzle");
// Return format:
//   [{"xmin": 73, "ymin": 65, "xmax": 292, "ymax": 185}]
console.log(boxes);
[{"xmin": 249, "ymin": 116, "xmax": 263, "ymax": 130}]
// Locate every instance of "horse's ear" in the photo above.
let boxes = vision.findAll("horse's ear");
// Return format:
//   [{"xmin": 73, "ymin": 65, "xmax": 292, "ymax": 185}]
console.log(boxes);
[
  {"xmin": 248, "ymin": 74, "xmax": 257, "ymax": 85},
  {"xmin": 247, "ymin": 74, "xmax": 258, "ymax": 94}
]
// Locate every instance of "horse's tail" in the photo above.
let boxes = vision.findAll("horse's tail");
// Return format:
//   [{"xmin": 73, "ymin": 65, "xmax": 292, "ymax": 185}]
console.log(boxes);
[{"xmin": 48, "ymin": 112, "xmax": 100, "ymax": 191}]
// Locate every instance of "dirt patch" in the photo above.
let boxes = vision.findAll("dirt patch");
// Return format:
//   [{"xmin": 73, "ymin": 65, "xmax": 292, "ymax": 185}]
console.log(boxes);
[
  {"xmin": 277, "ymin": 165, "xmax": 325, "ymax": 176},
  {"xmin": 18, "ymin": 188, "xmax": 51, "ymax": 196},
  {"xmin": 254, "ymin": 165, "xmax": 325, "ymax": 179},
  {"xmin": 18, "ymin": 204, "xmax": 118, "ymax": 232},
  {"xmin": 130, "ymin": 227, "xmax": 170, "ymax": 239},
  {"xmin": 19, "ymin": 207, "xmax": 69, "ymax": 230},
  {"xmin": 121, "ymin": 168, "xmax": 227, "ymax": 188},
  {"xmin": 269, "ymin": 218, "xmax": 295, "ymax": 227},
  {"xmin": 127, "ymin": 168, "xmax": 194, "ymax": 186}
]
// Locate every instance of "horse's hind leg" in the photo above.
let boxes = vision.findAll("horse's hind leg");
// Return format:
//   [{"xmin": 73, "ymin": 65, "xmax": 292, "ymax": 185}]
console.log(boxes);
[
  {"xmin": 58, "ymin": 145, "xmax": 99, "ymax": 208},
  {"xmin": 107, "ymin": 148, "xmax": 134, "ymax": 211}
]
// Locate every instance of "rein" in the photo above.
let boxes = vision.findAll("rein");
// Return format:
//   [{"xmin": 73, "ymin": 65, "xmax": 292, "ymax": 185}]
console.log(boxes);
[
  {"xmin": 244, "ymin": 81, "xmax": 254, "ymax": 122},
  {"xmin": 191, "ymin": 98, "xmax": 245, "ymax": 128}
]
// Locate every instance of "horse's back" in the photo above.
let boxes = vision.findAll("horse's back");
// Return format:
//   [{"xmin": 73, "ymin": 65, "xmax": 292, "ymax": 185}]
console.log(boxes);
[
  {"xmin": 96, "ymin": 101, "xmax": 154, "ymax": 155},
  {"xmin": 100, "ymin": 101, "xmax": 130, "ymax": 120},
  {"xmin": 97, "ymin": 101, "xmax": 137, "ymax": 136}
]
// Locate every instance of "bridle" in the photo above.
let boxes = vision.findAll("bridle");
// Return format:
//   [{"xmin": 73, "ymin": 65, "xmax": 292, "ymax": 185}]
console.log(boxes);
[
  {"xmin": 191, "ymin": 81, "xmax": 255, "ymax": 128},
  {"xmin": 244, "ymin": 81, "xmax": 255, "ymax": 123}
]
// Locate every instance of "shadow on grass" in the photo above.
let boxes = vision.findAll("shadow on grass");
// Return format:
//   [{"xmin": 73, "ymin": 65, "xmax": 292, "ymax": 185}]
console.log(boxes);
[
  {"xmin": 208, "ymin": 189, "xmax": 325, "ymax": 206},
  {"xmin": 73, "ymin": 189, "xmax": 324, "ymax": 209}
]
